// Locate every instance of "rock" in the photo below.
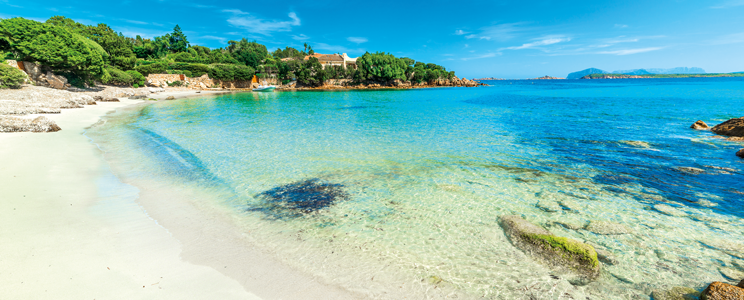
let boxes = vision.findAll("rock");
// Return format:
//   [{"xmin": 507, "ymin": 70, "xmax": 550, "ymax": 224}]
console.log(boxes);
[
  {"xmin": 99, "ymin": 98, "xmax": 120, "ymax": 102},
  {"xmin": 727, "ymin": 137, "xmax": 744, "ymax": 141},
  {"xmin": 498, "ymin": 215, "xmax": 600, "ymax": 283},
  {"xmin": 737, "ymin": 149, "xmax": 744, "ymax": 158},
  {"xmin": 596, "ymin": 248, "xmax": 619, "ymax": 265},
  {"xmin": 165, "ymin": 96, "xmax": 175, "ymax": 100},
  {"xmin": 93, "ymin": 95, "xmax": 103, "ymax": 101},
  {"xmin": 739, "ymin": 279, "xmax": 743, "ymax": 289},
  {"xmin": 676, "ymin": 167, "xmax": 706, "ymax": 175},
  {"xmin": 701, "ymin": 282, "xmax": 744, "ymax": 300},
  {"xmin": 199, "ymin": 82, "xmax": 207, "ymax": 89},
  {"xmin": 719, "ymin": 267, "xmax": 744, "ymax": 282},
  {"xmin": 536, "ymin": 200, "xmax": 562, "ymax": 212},
  {"xmin": 585, "ymin": 221, "xmax": 633, "ymax": 235},
  {"xmin": 652, "ymin": 286, "xmax": 701, "ymax": 300},
  {"xmin": 654, "ymin": 204, "xmax": 687, "ymax": 217},
  {"xmin": 130, "ymin": 95, "xmax": 147, "ymax": 99},
  {"xmin": 691, "ymin": 120, "xmax": 710, "ymax": 130},
  {"xmin": 45, "ymin": 71, "xmax": 68, "ymax": 90},
  {"xmin": 0, "ymin": 116, "xmax": 61, "ymax": 132},
  {"xmin": 712, "ymin": 118, "xmax": 744, "ymax": 137},
  {"xmin": 148, "ymin": 87, "xmax": 164, "ymax": 93}
]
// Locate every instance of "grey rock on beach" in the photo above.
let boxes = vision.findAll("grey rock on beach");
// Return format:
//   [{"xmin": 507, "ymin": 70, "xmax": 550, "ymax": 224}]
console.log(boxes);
[
  {"xmin": 498, "ymin": 215, "xmax": 600, "ymax": 283},
  {"xmin": 0, "ymin": 115, "xmax": 61, "ymax": 132}
]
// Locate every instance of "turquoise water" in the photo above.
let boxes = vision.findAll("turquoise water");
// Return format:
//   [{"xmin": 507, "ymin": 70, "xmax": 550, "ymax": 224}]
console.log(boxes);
[{"xmin": 90, "ymin": 78, "xmax": 744, "ymax": 299}]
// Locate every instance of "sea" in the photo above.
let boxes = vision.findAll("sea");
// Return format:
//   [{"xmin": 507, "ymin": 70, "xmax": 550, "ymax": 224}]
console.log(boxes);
[{"xmin": 87, "ymin": 78, "xmax": 744, "ymax": 299}]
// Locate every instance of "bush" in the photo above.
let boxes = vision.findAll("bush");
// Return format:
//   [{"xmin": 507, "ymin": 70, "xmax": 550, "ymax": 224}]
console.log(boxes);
[
  {"xmin": 102, "ymin": 66, "xmax": 133, "ymax": 85},
  {"xmin": 167, "ymin": 69, "xmax": 193, "ymax": 77},
  {"xmin": 125, "ymin": 70, "xmax": 145, "ymax": 86},
  {"xmin": 167, "ymin": 80, "xmax": 183, "ymax": 87},
  {"xmin": 208, "ymin": 64, "xmax": 255, "ymax": 81},
  {"xmin": 134, "ymin": 62, "xmax": 167, "ymax": 76},
  {"xmin": 0, "ymin": 63, "xmax": 26, "ymax": 89},
  {"xmin": 170, "ymin": 62, "xmax": 209, "ymax": 77}
]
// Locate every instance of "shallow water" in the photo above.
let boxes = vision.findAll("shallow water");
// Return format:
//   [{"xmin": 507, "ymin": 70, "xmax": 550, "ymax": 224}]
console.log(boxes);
[{"xmin": 89, "ymin": 78, "xmax": 744, "ymax": 299}]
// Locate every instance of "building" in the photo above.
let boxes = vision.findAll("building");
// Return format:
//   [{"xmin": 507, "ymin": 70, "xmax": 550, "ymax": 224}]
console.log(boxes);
[{"xmin": 303, "ymin": 53, "xmax": 357, "ymax": 69}]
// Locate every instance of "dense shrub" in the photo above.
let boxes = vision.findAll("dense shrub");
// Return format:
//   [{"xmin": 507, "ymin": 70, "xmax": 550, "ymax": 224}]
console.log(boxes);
[
  {"xmin": 0, "ymin": 63, "xmax": 26, "ymax": 89},
  {"xmin": 0, "ymin": 18, "xmax": 105, "ymax": 76},
  {"xmin": 167, "ymin": 69, "xmax": 192, "ymax": 77},
  {"xmin": 125, "ymin": 70, "xmax": 145, "ymax": 87},
  {"xmin": 170, "ymin": 62, "xmax": 209, "ymax": 77},
  {"xmin": 134, "ymin": 62, "xmax": 167, "ymax": 76},
  {"xmin": 102, "ymin": 66, "xmax": 133, "ymax": 85},
  {"xmin": 208, "ymin": 64, "xmax": 255, "ymax": 81}
]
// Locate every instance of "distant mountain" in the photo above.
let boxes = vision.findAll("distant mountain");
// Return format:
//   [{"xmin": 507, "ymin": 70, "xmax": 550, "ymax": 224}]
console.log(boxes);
[
  {"xmin": 566, "ymin": 68, "xmax": 608, "ymax": 79},
  {"xmin": 613, "ymin": 67, "xmax": 706, "ymax": 75}
]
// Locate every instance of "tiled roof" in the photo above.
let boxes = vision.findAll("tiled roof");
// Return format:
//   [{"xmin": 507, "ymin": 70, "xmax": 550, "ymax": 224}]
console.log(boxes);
[{"xmin": 304, "ymin": 53, "xmax": 344, "ymax": 62}]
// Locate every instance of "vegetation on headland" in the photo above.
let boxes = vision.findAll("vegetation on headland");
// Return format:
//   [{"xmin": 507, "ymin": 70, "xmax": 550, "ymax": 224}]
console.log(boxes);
[
  {"xmin": 0, "ymin": 16, "xmax": 457, "ymax": 89},
  {"xmin": 581, "ymin": 73, "xmax": 744, "ymax": 79}
]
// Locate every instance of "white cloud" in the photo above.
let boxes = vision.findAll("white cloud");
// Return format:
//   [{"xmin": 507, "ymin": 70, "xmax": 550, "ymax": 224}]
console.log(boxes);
[
  {"xmin": 196, "ymin": 35, "xmax": 227, "ymax": 45},
  {"xmin": 313, "ymin": 43, "xmax": 363, "ymax": 54},
  {"xmin": 614, "ymin": 24, "xmax": 628, "ymax": 29},
  {"xmin": 501, "ymin": 36, "xmax": 571, "ymax": 50},
  {"xmin": 465, "ymin": 22, "xmax": 529, "ymax": 41},
  {"xmin": 347, "ymin": 37, "xmax": 368, "ymax": 44},
  {"xmin": 711, "ymin": 0, "xmax": 744, "ymax": 8},
  {"xmin": 292, "ymin": 34, "xmax": 310, "ymax": 40},
  {"xmin": 598, "ymin": 47, "xmax": 663, "ymax": 55},
  {"xmin": 461, "ymin": 52, "xmax": 500, "ymax": 61},
  {"xmin": 224, "ymin": 10, "xmax": 301, "ymax": 35},
  {"xmin": 454, "ymin": 29, "xmax": 469, "ymax": 35},
  {"xmin": 709, "ymin": 32, "xmax": 744, "ymax": 45},
  {"xmin": 123, "ymin": 19, "xmax": 148, "ymax": 25}
]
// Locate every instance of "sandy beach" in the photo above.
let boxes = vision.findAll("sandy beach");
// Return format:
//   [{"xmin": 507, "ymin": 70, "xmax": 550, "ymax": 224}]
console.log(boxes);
[{"xmin": 0, "ymin": 92, "xmax": 367, "ymax": 299}]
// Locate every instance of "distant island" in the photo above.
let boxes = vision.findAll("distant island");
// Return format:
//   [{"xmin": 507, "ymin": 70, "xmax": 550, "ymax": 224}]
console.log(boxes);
[
  {"xmin": 566, "ymin": 67, "xmax": 744, "ymax": 80},
  {"xmin": 580, "ymin": 73, "xmax": 744, "ymax": 79}
]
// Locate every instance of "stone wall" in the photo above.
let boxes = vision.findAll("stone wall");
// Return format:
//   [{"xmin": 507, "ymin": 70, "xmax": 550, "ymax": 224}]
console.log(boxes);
[{"xmin": 146, "ymin": 73, "xmax": 278, "ymax": 89}]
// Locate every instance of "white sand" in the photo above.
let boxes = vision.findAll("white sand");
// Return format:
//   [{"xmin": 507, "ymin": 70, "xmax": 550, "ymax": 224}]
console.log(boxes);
[{"xmin": 0, "ymin": 95, "xmax": 365, "ymax": 299}]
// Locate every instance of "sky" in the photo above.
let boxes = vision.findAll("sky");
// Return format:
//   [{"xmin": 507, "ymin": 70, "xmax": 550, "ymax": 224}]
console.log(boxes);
[{"xmin": 2, "ymin": 0, "xmax": 744, "ymax": 78}]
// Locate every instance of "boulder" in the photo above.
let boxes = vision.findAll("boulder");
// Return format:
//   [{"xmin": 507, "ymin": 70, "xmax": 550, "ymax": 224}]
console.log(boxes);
[
  {"xmin": 737, "ymin": 149, "xmax": 744, "ymax": 158},
  {"xmin": 739, "ymin": 279, "xmax": 743, "ymax": 288},
  {"xmin": 45, "ymin": 72, "xmax": 68, "ymax": 89},
  {"xmin": 21, "ymin": 61, "xmax": 44, "ymax": 82},
  {"xmin": 165, "ymin": 96, "xmax": 175, "ymax": 100},
  {"xmin": 691, "ymin": 120, "xmax": 710, "ymax": 130},
  {"xmin": 199, "ymin": 82, "xmax": 207, "ymax": 89},
  {"xmin": 584, "ymin": 221, "xmax": 633, "ymax": 235},
  {"xmin": 701, "ymin": 282, "xmax": 744, "ymax": 300},
  {"xmin": 498, "ymin": 215, "xmax": 600, "ymax": 283},
  {"xmin": 651, "ymin": 286, "xmax": 701, "ymax": 300},
  {"xmin": 712, "ymin": 118, "xmax": 744, "ymax": 137}
]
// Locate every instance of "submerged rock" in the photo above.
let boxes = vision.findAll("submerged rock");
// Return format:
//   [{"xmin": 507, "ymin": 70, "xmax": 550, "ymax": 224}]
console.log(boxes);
[
  {"xmin": 736, "ymin": 149, "xmax": 744, "ymax": 158},
  {"xmin": 676, "ymin": 167, "xmax": 706, "ymax": 175},
  {"xmin": 654, "ymin": 204, "xmax": 687, "ymax": 217},
  {"xmin": 701, "ymin": 282, "xmax": 744, "ymax": 300},
  {"xmin": 712, "ymin": 118, "xmax": 744, "ymax": 137},
  {"xmin": 254, "ymin": 179, "xmax": 348, "ymax": 217},
  {"xmin": 536, "ymin": 200, "xmax": 561, "ymax": 212},
  {"xmin": 651, "ymin": 286, "xmax": 700, "ymax": 300},
  {"xmin": 498, "ymin": 215, "xmax": 600, "ymax": 283},
  {"xmin": 719, "ymin": 267, "xmax": 744, "ymax": 282},
  {"xmin": 585, "ymin": 221, "xmax": 633, "ymax": 235},
  {"xmin": 692, "ymin": 120, "xmax": 710, "ymax": 130}
]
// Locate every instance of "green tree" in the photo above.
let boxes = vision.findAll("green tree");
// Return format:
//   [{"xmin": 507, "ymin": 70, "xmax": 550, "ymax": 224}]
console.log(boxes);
[
  {"xmin": 0, "ymin": 18, "xmax": 105, "ymax": 77},
  {"xmin": 227, "ymin": 38, "xmax": 269, "ymax": 69},
  {"xmin": 355, "ymin": 52, "xmax": 406, "ymax": 82},
  {"xmin": 46, "ymin": 16, "xmax": 137, "ymax": 70},
  {"xmin": 168, "ymin": 25, "xmax": 189, "ymax": 53},
  {"xmin": 297, "ymin": 57, "xmax": 325, "ymax": 86}
]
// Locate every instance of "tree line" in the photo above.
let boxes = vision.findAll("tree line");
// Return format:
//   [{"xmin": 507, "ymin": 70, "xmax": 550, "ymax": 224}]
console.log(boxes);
[{"xmin": 0, "ymin": 16, "xmax": 455, "ymax": 88}]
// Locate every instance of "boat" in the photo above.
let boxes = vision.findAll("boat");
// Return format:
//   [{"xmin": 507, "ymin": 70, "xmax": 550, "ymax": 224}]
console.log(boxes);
[{"xmin": 252, "ymin": 85, "xmax": 276, "ymax": 92}]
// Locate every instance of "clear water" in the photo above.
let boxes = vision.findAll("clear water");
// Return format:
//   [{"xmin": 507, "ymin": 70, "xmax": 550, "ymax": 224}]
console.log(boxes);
[{"xmin": 89, "ymin": 78, "xmax": 744, "ymax": 299}]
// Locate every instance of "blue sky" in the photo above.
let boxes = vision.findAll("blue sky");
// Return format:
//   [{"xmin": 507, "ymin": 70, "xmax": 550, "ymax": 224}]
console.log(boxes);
[{"xmin": 2, "ymin": 0, "xmax": 744, "ymax": 78}]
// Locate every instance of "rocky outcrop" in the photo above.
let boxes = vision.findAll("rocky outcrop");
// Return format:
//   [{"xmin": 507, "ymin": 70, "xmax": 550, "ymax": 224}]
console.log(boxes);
[
  {"xmin": 701, "ymin": 282, "xmax": 744, "ymax": 300},
  {"xmin": 0, "ymin": 116, "xmax": 61, "ymax": 132},
  {"xmin": 651, "ymin": 286, "xmax": 700, "ymax": 300},
  {"xmin": 739, "ymin": 279, "xmax": 744, "ymax": 288},
  {"xmin": 45, "ymin": 71, "xmax": 68, "ymax": 90},
  {"xmin": 498, "ymin": 215, "xmax": 600, "ymax": 283},
  {"xmin": 691, "ymin": 120, "xmax": 710, "ymax": 130},
  {"xmin": 712, "ymin": 118, "xmax": 744, "ymax": 137},
  {"xmin": 738, "ymin": 149, "xmax": 744, "ymax": 158}
]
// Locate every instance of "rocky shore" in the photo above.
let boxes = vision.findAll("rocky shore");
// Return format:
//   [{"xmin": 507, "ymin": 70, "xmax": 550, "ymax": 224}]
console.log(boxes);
[
  {"xmin": 0, "ymin": 84, "xmax": 208, "ymax": 133},
  {"xmin": 281, "ymin": 76, "xmax": 484, "ymax": 91},
  {"xmin": 692, "ymin": 117, "xmax": 744, "ymax": 158}
]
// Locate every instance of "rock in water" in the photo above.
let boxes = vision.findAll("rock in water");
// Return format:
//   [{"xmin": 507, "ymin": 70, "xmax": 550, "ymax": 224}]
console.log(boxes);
[
  {"xmin": 254, "ymin": 179, "xmax": 349, "ymax": 218},
  {"xmin": 701, "ymin": 282, "xmax": 744, "ymax": 300},
  {"xmin": 736, "ymin": 149, "xmax": 744, "ymax": 158},
  {"xmin": 498, "ymin": 215, "xmax": 600, "ymax": 283},
  {"xmin": 738, "ymin": 279, "xmax": 743, "ymax": 288},
  {"xmin": 712, "ymin": 118, "xmax": 744, "ymax": 137},
  {"xmin": 584, "ymin": 221, "xmax": 633, "ymax": 235},
  {"xmin": 165, "ymin": 96, "xmax": 176, "ymax": 100},
  {"xmin": 691, "ymin": 120, "xmax": 710, "ymax": 130},
  {"xmin": 651, "ymin": 286, "xmax": 701, "ymax": 300}
]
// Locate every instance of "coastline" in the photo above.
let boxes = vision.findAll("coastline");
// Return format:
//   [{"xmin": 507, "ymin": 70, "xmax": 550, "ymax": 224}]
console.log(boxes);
[{"xmin": 0, "ymin": 92, "xmax": 368, "ymax": 299}]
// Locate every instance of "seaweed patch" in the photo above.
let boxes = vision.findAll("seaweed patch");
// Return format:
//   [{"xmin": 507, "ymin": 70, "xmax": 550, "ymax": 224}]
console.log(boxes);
[{"xmin": 252, "ymin": 179, "xmax": 349, "ymax": 218}]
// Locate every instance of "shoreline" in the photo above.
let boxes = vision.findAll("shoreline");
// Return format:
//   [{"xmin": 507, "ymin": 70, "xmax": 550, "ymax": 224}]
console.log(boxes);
[{"xmin": 0, "ymin": 93, "xmax": 368, "ymax": 299}]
